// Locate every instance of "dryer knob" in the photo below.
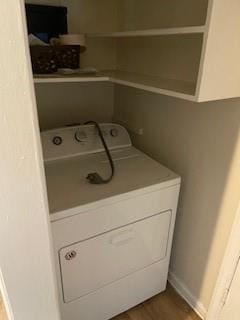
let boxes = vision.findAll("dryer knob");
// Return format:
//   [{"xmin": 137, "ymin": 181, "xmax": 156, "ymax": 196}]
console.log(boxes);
[
  {"xmin": 52, "ymin": 136, "xmax": 63, "ymax": 146},
  {"xmin": 110, "ymin": 128, "xmax": 119, "ymax": 137}
]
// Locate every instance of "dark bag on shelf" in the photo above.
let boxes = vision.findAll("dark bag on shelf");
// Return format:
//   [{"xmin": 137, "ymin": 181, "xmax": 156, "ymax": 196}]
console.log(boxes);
[{"xmin": 30, "ymin": 45, "xmax": 80, "ymax": 74}]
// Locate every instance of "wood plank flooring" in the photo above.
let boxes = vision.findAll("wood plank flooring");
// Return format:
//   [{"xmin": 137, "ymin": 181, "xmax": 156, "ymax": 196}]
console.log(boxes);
[
  {"xmin": 112, "ymin": 284, "xmax": 201, "ymax": 320},
  {"xmin": 0, "ymin": 284, "xmax": 201, "ymax": 320}
]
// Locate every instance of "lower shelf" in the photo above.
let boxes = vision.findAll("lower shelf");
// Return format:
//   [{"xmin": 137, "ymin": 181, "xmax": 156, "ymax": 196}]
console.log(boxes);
[
  {"xmin": 34, "ymin": 74, "xmax": 109, "ymax": 83},
  {"xmin": 102, "ymin": 70, "xmax": 196, "ymax": 100},
  {"xmin": 34, "ymin": 71, "xmax": 197, "ymax": 101}
]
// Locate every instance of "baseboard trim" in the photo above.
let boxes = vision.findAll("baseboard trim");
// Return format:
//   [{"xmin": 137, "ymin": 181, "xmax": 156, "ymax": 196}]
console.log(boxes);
[{"xmin": 168, "ymin": 271, "xmax": 207, "ymax": 319}]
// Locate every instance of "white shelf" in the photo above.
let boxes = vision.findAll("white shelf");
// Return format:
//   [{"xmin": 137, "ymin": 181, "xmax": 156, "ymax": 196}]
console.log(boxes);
[
  {"xmin": 87, "ymin": 26, "xmax": 206, "ymax": 38},
  {"xmin": 33, "ymin": 71, "xmax": 197, "ymax": 101},
  {"xmin": 102, "ymin": 70, "xmax": 196, "ymax": 101},
  {"xmin": 34, "ymin": 75, "xmax": 109, "ymax": 84}
]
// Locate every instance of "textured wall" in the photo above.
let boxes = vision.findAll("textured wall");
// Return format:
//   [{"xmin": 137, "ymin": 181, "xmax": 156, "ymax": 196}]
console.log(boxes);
[
  {"xmin": 114, "ymin": 85, "xmax": 240, "ymax": 312},
  {"xmin": 0, "ymin": 1, "xmax": 60, "ymax": 319},
  {"xmin": 35, "ymin": 82, "xmax": 114, "ymax": 131}
]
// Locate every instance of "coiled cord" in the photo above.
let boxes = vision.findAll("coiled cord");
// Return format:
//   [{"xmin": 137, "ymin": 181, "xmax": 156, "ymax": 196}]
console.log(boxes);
[{"xmin": 85, "ymin": 121, "xmax": 115, "ymax": 184}]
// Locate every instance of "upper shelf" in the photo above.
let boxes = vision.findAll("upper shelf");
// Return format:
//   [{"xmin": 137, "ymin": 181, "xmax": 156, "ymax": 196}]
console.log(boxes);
[{"xmin": 87, "ymin": 26, "xmax": 206, "ymax": 38}]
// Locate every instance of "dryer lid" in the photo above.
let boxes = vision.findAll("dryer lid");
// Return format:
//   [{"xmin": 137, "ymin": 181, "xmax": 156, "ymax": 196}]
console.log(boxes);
[{"xmin": 45, "ymin": 146, "xmax": 180, "ymax": 215}]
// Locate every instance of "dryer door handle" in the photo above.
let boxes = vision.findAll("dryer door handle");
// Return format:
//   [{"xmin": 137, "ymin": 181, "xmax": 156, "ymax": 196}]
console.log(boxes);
[{"xmin": 110, "ymin": 230, "xmax": 134, "ymax": 247}]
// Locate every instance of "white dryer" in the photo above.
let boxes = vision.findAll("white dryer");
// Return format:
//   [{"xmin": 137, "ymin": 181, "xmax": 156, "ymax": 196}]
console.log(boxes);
[{"xmin": 41, "ymin": 123, "xmax": 181, "ymax": 320}]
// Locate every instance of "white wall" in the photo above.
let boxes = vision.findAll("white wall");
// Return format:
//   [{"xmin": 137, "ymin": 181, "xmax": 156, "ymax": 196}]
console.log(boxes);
[
  {"xmin": 114, "ymin": 85, "xmax": 240, "ymax": 313},
  {"xmin": 0, "ymin": 1, "xmax": 60, "ymax": 319},
  {"xmin": 117, "ymin": 0, "xmax": 208, "ymax": 30},
  {"xmin": 35, "ymin": 83, "xmax": 114, "ymax": 130}
]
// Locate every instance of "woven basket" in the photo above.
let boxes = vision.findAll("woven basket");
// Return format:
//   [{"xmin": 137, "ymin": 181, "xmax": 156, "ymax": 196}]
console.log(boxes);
[{"xmin": 30, "ymin": 45, "xmax": 80, "ymax": 74}]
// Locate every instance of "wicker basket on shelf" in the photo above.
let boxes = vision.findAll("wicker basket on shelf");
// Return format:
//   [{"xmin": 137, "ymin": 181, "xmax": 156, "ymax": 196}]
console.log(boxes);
[{"xmin": 30, "ymin": 45, "xmax": 80, "ymax": 74}]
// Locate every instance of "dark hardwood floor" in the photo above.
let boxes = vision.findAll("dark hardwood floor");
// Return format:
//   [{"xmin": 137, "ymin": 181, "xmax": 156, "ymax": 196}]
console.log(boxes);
[{"xmin": 112, "ymin": 284, "xmax": 201, "ymax": 320}]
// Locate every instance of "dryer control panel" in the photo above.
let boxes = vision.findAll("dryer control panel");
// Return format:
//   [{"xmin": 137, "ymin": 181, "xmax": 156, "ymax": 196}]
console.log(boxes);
[{"xmin": 41, "ymin": 123, "xmax": 132, "ymax": 162}]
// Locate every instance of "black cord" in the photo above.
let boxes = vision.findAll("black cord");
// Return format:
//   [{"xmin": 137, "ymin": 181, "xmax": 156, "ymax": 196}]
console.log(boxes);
[{"xmin": 85, "ymin": 121, "xmax": 115, "ymax": 184}]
